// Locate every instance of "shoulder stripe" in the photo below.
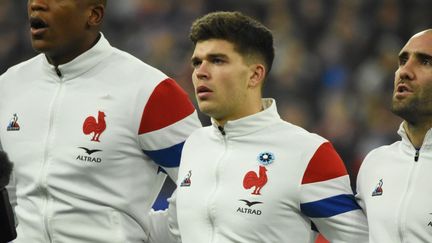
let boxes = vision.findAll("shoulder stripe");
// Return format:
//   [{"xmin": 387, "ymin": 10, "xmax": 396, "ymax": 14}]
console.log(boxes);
[
  {"xmin": 139, "ymin": 78, "xmax": 195, "ymax": 134},
  {"xmin": 302, "ymin": 142, "xmax": 347, "ymax": 184},
  {"xmin": 143, "ymin": 141, "xmax": 185, "ymax": 168},
  {"xmin": 300, "ymin": 175, "xmax": 352, "ymax": 203},
  {"xmin": 138, "ymin": 111, "xmax": 200, "ymax": 151},
  {"xmin": 300, "ymin": 194, "xmax": 361, "ymax": 218}
]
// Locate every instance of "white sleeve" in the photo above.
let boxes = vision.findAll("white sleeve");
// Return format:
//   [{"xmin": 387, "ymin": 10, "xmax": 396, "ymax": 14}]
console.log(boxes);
[
  {"xmin": 302, "ymin": 174, "xmax": 369, "ymax": 242},
  {"xmin": 300, "ymin": 142, "xmax": 369, "ymax": 242},
  {"xmin": 355, "ymin": 176, "xmax": 366, "ymax": 214},
  {"xmin": 148, "ymin": 190, "xmax": 181, "ymax": 243}
]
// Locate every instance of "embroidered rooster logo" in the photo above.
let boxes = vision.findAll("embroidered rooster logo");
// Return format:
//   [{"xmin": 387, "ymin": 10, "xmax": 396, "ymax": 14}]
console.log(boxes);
[
  {"xmin": 83, "ymin": 111, "xmax": 106, "ymax": 142},
  {"xmin": 243, "ymin": 166, "xmax": 268, "ymax": 195}
]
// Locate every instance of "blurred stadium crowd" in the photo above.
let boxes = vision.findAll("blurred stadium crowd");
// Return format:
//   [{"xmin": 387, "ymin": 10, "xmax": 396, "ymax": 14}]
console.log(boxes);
[{"xmin": 1, "ymin": 0, "xmax": 431, "ymax": 187}]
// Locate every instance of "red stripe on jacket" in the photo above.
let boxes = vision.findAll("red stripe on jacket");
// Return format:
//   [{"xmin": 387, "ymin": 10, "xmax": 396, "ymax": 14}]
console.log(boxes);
[
  {"xmin": 301, "ymin": 142, "xmax": 347, "ymax": 184},
  {"xmin": 139, "ymin": 78, "xmax": 195, "ymax": 134}
]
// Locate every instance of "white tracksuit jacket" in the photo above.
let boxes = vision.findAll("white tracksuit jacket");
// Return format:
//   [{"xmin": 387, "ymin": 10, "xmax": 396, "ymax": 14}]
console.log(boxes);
[
  {"xmin": 176, "ymin": 99, "xmax": 369, "ymax": 243},
  {"xmin": 0, "ymin": 34, "xmax": 201, "ymax": 243},
  {"xmin": 356, "ymin": 123, "xmax": 432, "ymax": 242}
]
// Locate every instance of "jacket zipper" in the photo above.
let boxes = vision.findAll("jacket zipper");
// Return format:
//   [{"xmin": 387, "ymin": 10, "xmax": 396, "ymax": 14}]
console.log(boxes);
[
  {"xmin": 41, "ymin": 67, "xmax": 64, "ymax": 242},
  {"xmin": 397, "ymin": 148, "xmax": 421, "ymax": 242},
  {"xmin": 414, "ymin": 149, "xmax": 420, "ymax": 162},
  {"xmin": 55, "ymin": 66, "xmax": 62, "ymax": 78},
  {"xmin": 208, "ymin": 127, "xmax": 227, "ymax": 243},
  {"xmin": 218, "ymin": 126, "xmax": 226, "ymax": 136}
]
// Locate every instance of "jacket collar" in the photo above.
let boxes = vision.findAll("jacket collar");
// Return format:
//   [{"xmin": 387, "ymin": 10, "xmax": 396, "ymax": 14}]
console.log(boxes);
[
  {"xmin": 41, "ymin": 33, "xmax": 113, "ymax": 82},
  {"xmin": 397, "ymin": 122, "xmax": 432, "ymax": 150},
  {"xmin": 211, "ymin": 98, "xmax": 282, "ymax": 137}
]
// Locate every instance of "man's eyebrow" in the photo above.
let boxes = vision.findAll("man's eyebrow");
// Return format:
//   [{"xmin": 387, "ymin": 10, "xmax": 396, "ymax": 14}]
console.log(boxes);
[
  {"xmin": 398, "ymin": 51, "xmax": 432, "ymax": 60},
  {"xmin": 191, "ymin": 53, "xmax": 228, "ymax": 62},
  {"xmin": 191, "ymin": 56, "xmax": 200, "ymax": 63},
  {"xmin": 202, "ymin": 53, "xmax": 229, "ymax": 60},
  {"xmin": 209, "ymin": 53, "xmax": 228, "ymax": 57},
  {"xmin": 398, "ymin": 51, "xmax": 408, "ymax": 59},
  {"xmin": 415, "ymin": 52, "xmax": 432, "ymax": 60}
]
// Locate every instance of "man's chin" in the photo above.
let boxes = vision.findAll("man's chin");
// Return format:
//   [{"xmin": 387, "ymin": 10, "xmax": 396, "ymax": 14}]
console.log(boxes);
[
  {"xmin": 30, "ymin": 39, "xmax": 51, "ymax": 53},
  {"xmin": 198, "ymin": 105, "xmax": 211, "ymax": 116},
  {"xmin": 391, "ymin": 102, "xmax": 418, "ymax": 122},
  {"xmin": 198, "ymin": 103, "xmax": 216, "ymax": 117}
]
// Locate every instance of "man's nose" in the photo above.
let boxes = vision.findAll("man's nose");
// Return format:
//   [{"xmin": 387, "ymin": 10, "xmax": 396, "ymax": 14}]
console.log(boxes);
[
  {"xmin": 195, "ymin": 61, "xmax": 210, "ymax": 80},
  {"xmin": 397, "ymin": 60, "xmax": 415, "ymax": 81},
  {"xmin": 28, "ymin": 0, "xmax": 48, "ymax": 12}
]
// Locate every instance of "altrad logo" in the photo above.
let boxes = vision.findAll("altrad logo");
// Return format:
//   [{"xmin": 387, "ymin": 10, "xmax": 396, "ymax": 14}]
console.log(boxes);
[
  {"xmin": 237, "ymin": 199, "xmax": 263, "ymax": 216},
  {"xmin": 76, "ymin": 147, "xmax": 103, "ymax": 163},
  {"xmin": 79, "ymin": 147, "xmax": 102, "ymax": 155},
  {"xmin": 239, "ymin": 199, "xmax": 262, "ymax": 207}
]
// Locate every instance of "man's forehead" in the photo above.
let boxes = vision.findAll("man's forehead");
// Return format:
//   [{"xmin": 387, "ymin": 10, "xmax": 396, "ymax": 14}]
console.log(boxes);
[
  {"xmin": 193, "ymin": 40, "xmax": 237, "ymax": 57},
  {"xmin": 401, "ymin": 31, "xmax": 432, "ymax": 55}
]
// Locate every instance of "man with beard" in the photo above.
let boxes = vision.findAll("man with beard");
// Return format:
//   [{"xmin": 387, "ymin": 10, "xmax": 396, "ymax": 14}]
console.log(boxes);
[{"xmin": 356, "ymin": 29, "xmax": 432, "ymax": 243}]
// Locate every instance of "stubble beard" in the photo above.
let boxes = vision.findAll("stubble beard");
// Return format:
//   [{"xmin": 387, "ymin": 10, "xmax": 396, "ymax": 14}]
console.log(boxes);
[
  {"xmin": 391, "ymin": 98, "xmax": 418, "ymax": 124},
  {"xmin": 391, "ymin": 95, "xmax": 432, "ymax": 125}
]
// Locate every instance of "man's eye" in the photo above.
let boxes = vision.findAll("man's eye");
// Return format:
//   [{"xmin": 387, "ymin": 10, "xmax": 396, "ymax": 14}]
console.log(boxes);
[
  {"xmin": 191, "ymin": 60, "xmax": 201, "ymax": 68},
  {"xmin": 398, "ymin": 58, "xmax": 407, "ymax": 66},
  {"xmin": 212, "ymin": 58, "xmax": 224, "ymax": 64},
  {"xmin": 421, "ymin": 59, "xmax": 432, "ymax": 66}
]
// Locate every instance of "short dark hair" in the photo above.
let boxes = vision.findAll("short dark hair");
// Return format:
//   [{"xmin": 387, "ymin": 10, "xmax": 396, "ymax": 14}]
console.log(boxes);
[
  {"xmin": 190, "ymin": 11, "xmax": 275, "ymax": 74},
  {"xmin": 89, "ymin": 0, "xmax": 106, "ymax": 6}
]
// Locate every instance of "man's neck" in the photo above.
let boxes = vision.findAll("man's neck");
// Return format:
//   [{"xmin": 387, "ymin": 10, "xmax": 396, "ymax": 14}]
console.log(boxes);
[
  {"xmin": 213, "ymin": 97, "xmax": 263, "ymax": 127},
  {"xmin": 46, "ymin": 33, "xmax": 101, "ymax": 66},
  {"xmin": 404, "ymin": 120, "xmax": 432, "ymax": 148}
]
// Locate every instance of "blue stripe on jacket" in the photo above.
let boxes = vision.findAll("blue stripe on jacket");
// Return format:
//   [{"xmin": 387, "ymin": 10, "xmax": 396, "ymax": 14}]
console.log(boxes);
[
  {"xmin": 300, "ymin": 194, "xmax": 361, "ymax": 218},
  {"xmin": 143, "ymin": 141, "xmax": 185, "ymax": 168}
]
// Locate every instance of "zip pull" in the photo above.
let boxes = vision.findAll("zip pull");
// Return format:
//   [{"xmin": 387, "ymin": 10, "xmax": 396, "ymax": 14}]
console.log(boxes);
[
  {"xmin": 218, "ymin": 126, "xmax": 226, "ymax": 136},
  {"xmin": 414, "ymin": 149, "xmax": 420, "ymax": 162},
  {"xmin": 54, "ymin": 66, "xmax": 62, "ymax": 78}
]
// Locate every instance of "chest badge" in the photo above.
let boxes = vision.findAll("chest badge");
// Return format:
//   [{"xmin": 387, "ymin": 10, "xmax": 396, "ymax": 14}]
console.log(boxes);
[
  {"xmin": 372, "ymin": 179, "xmax": 384, "ymax": 196},
  {"xmin": 243, "ymin": 166, "xmax": 268, "ymax": 195},
  {"xmin": 257, "ymin": 152, "xmax": 275, "ymax": 166},
  {"xmin": 242, "ymin": 152, "xmax": 274, "ymax": 195},
  {"xmin": 83, "ymin": 111, "xmax": 106, "ymax": 142},
  {"xmin": 180, "ymin": 170, "xmax": 192, "ymax": 187},
  {"xmin": 7, "ymin": 113, "xmax": 20, "ymax": 131}
]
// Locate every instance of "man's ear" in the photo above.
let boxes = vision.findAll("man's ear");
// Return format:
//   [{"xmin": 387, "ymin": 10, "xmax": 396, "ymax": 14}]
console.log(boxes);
[
  {"xmin": 248, "ymin": 64, "xmax": 266, "ymax": 88},
  {"xmin": 88, "ymin": 4, "xmax": 105, "ymax": 27}
]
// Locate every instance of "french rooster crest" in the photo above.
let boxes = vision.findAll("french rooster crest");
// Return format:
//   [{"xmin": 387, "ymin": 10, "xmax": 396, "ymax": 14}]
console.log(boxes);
[
  {"xmin": 83, "ymin": 111, "xmax": 106, "ymax": 142},
  {"xmin": 243, "ymin": 166, "xmax": 268, "ymax": 195}
]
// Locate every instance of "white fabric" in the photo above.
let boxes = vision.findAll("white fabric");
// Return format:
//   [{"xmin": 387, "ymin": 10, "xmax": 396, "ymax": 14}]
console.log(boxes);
[
  {"xmin": 0, "ymin": 34, "xmax": 200, "ymax": 243},
  {"xmin": 177, "ymin": 98, "xmax": 368, "ymax": 243},
  {"xmin": 357, "ymin": 123, "xmax": 432, "ymax": 243}
]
